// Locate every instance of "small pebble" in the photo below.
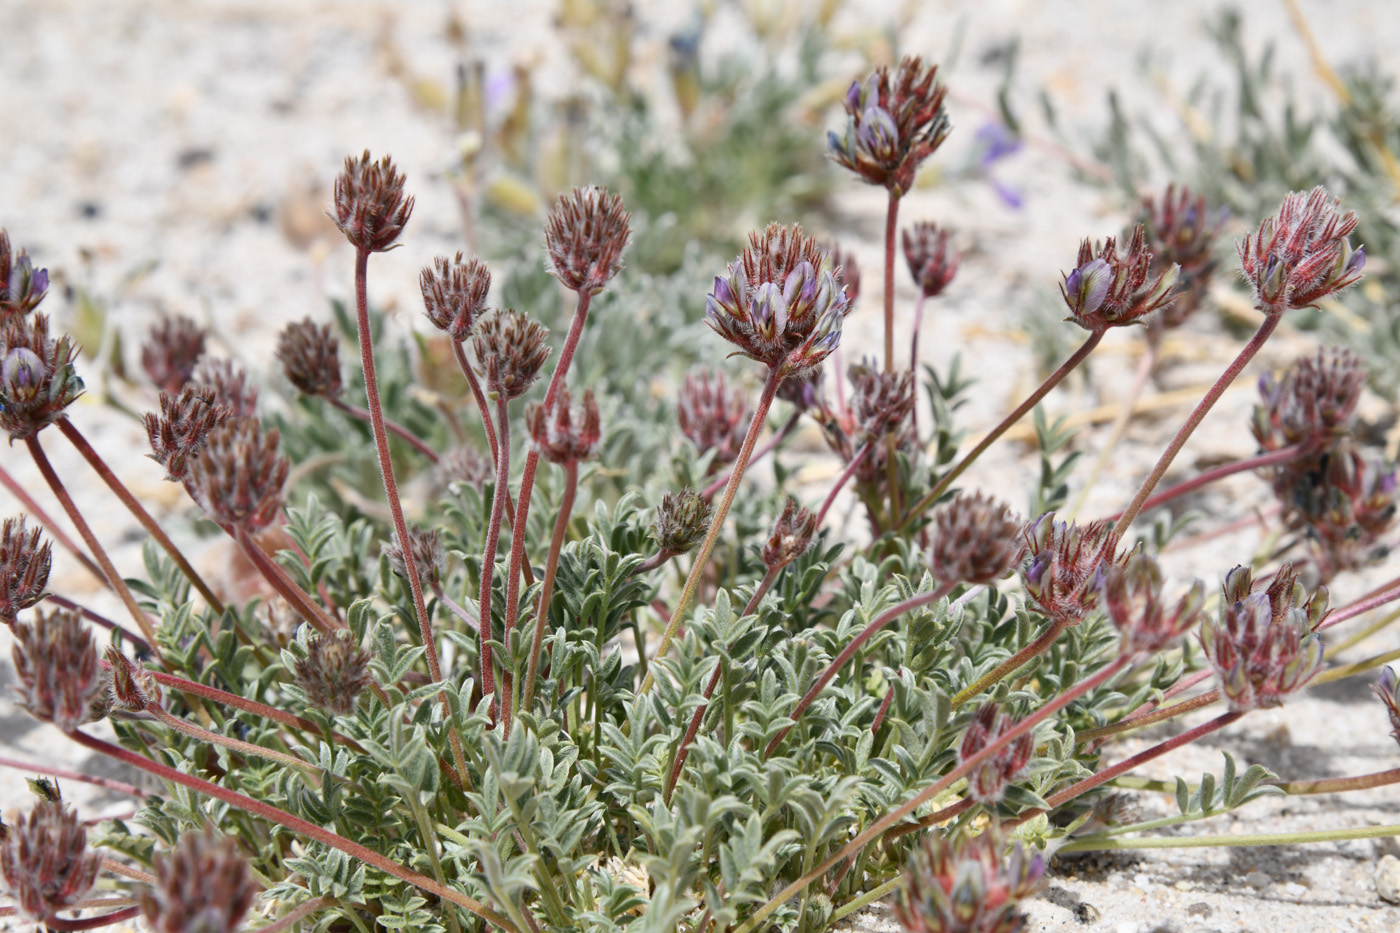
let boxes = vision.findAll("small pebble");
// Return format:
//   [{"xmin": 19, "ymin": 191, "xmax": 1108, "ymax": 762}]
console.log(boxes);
[
  {"xmin": 1243, "ymin": 870, "xmax": 1272, "ymax": 889},
  {"xmin": 1284, "ymin": 882, "xmax": 1307, "ymax": 898},
  {"xmin": 1378, "ymin": 854, "xmax": 1400, "ymax": 904},
  {"xmin": 1133, "ymin": 872, "xmax": 1153, "ymax": 891}
]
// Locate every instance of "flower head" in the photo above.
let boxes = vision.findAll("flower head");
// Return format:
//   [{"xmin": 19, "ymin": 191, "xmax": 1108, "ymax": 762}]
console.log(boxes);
[
  {"xmin": 705, "ymin": 223, "xmax": 850, "ymax": 375},
  {"xmin": 186, "ymin": 418, "xmax": 289, "ymax": 531},
  {"xmin": 332, "ymin": 150, "xmax": 414, "ymax": 253},
  {"xmin": 1020, "ymin": 515, "xmax": 1122, "ymax": 625},
  {"xmin": 895, "ymin": 829, "xmax": 1044, "ymax": 933},
  {"xmin": 958, "ymin": 703, "xmax": 1034, "ymax": 804},
  {"xmin": 142, "ymin": 315, "xmax": 207, "ymax": 396},
  {"xmin": 192, "ymin": 357, "xmax": 258, "ymax": 419},
  {"xmin": 1, "ymin": 797, "xmax": 101, "ymax": 922},
  {"xmin": 677, "ymin": 369, "xmax": 751, "ymax": 469},
  {"xmin": 1202, "ymin": 564, "xmax": 1326, "ymax": 711},
  {"xmin": 471, "ymin": 309, "xmax": 551, "ymax": 400},
  {"xmin": 294, "ymin": 631, "xmax": 373, "ymax": 717},
  {"xmin": 11, "ymin": 608, "xmax": 108, "ymax": 731},
  {"xmin": 434, "ymin": 445, "xmax": 494, "ymax": 493},
  {"xmin": 761, "ymin": 497, "xmax": 819, "ymax": 571},
  {"xmin": 141, "ymin": 829, "xmax": 257, "ymax": 933},
  {"xmin": 1138, "ymin": 183, "xmax": 1225, "ymax": 329},
  {"xmin": 1238, "ymin": 187, "xmax": 1363, "ymax": 312},
  {"xmin": 1375, "ymin": 666, "xmax": 1400, "ymax": 749},
  {"xmin": 1060, "ymin": 226, "xmax": 1180, "ymax": 331},
  {"xmin": 0, "ymin": 314, "xmax": 84, "ymax": 439},
  {"xmin": 1, "ymin": 516, "xmax": 51, "ymax": 627},
  {"xmin": 1252, "ymin": 347, "xmax": 1365, "ymax": 452},
  {"xmin": 829, "ymin": 56, "xmax": 950, "ymax": 196},
  {"xmin": 145, "ymin": 385, "xmax": 231, "ymax": 482},
  {"xmin": 544, "ymin": 186, "xmax": 631, "ymax": 294},
  {"xmin": 1, "ymin": 229, "xmax": 50, "ymax": 319},
  {"xmin": 1099, "ymin": 550, "xmax": 1205, "ymax": 654},
  {"xmin": 421, "ymin": 253, "xmax": 491, "ymax": 341},
  {"xmin": 851, "ymin": 364, "xmax": 915, "ymax": 443},
  {"xmin": 527, "ymin": 385, "xmax": 601, "ymax": 464},
  {"xmin": 652, "ymin": 488, "xmax": 712, "ymax": 555},
  {"xmin": 382, "ymin": 526, "xmax": 447, "ymax": 588},
  {"xmin": 276, "ymin": 318, "xmax": 343, "ymax": 398},
  {"xmin": 903, "ymin": 222, "xmax": 959, "ymax": 299},
  {"xmin": 930, "ymin": 492, "xmax": 1024, "ymax": 585},
  {"xmin": 106, "ymin": 646, "xmax": 162, "ymax": 712}
]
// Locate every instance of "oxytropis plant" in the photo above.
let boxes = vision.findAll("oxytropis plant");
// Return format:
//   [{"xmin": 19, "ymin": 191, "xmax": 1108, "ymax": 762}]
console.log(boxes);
[{"xmin": 3, "ymin": 51, "xmax": 1399, "ymax": 933}]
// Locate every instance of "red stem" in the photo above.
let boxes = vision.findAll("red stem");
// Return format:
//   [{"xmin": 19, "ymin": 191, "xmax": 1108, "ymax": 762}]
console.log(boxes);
[
  {"xmin": 501, "ymin": 291, "xmax": 592, "ymax": 727},
  {"xmin": 1103, "ymin": 441, "xmax": 1311, "ymax": 524},
  {"xmin": 66, "ymin": 729, "xmax": 517, "ymax": 931},
  {"xmin": 479, "ymin": 394, "xmax": 512, "ymax": 711},
  {"xmin": 44, "ymin": 594, "xmax": 151, "ymax": 654},
  {"xmin": 766, "ymin": 581, "xmax": 955, "ymax": 757},
  {"xmin": 900, "ymin": 329, "xmax": 1105, "ymax": 530},
  {"xmin": 328, "ymin": 396, "xmax": 440, "ymax": 463},
  {"xmin": 700, "ymin": 410, "xmax": 802, "ymax": 501},
  {"xmin": 1115, "ymin": 312, "xmax": 1282, "ymax": 529},
  {"xmin": 0, "ymin": 460, "xmax": 106, "ymax": 584},
  {"xmin": 1273, "ymin": 767, "xmax": 1400, "ymax": 795},
  {"xmin": 0, "ymin": 753, "xmax": 145, "ymax": 797},
  {"xmin": 45, "ymin": 906, "xmax": 142, "ymax": 931},
  {"xmin": 520, "ymin": 460, "xmax": 578, "ymax": 720},
  {"xmin": 23, "ymin": 434, "xmax": 162, "ymax": 654},
  {"xmin": 882, "ymin": 193, "xmax": 900, "ymax": 374},
  {"xmin": 1320, "ymin": 577, "xmax": 1400, "ymax": 631},
  {"xmin": 231, "ymin": 525, "xmax": 338, "ymax": 634},
  {"xmin": 815, "ymin": 441, "xmax": 872, "ymax": 527}
]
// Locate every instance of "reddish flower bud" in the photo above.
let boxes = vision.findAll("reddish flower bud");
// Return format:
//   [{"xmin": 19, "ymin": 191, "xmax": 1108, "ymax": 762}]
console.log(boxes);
[
  {"xmin": 434, "ymin": 445, "xmax": 494, "ymax": 492},
  {"xmin": 902, "ymin": 222, "xmax": 959, "ymax": 299},
  {"xmin": 421, "ymin": 253, "xmax": 491, "ymax": 341},
  {"xmin": 527, "ymin": 385, "xmax": 601, "ymax": 464},
  {"xmin": 930, "ymin": 492, "xmax": 1024, "ymax": 585},
  {"xmin": 677, "ymin": 369, "xmax": 751, "ymax": 468},
  {"xmin": 762, "ymin": 497, "xmax": 818, "ymax": 571},
  {"xmin": 0, "ymin": 314, "xmax": 84, "ymax": 440},
  {"xmin": 1, "ymin": 797, "xmax": 101, "ymax": 922},
  {"xmin": 652, "ymin": 488, "xmax": 712, "ymax": 555},
  {"xmin": 1060, "ymin": 225, "xmax": 1180, "ymax": 331},
  {"xmin": 11, "ymin": 608, "xmax": 108, "ymax": 731},
  {"xmin": 471, "ymin": 309, "xmax": 551, "ymax": 400},
  {"xmin": 0, "ymin": 229, "xmax": 50, "ymax": 319},
  {"xmin": 331, "ymin": 150, "xmax": 414, "ymax": 253},
  {"xmin": 141, "ymin": 828, "xmax": 256, "ymax": 933},
  {"xmin": 383, "ymin": 525, "xmax": 446, "ymax": 588},
  {"xmin": 145, "ymin": 385, "xmax": 231, "ymax": 482},
  {"xmin": 0, "ymin": 516, "xmax": 51, "ymax": 626},
  {"xmin": 142, "ymin": 315, "xmax": 207, "ymax": 395},
  {"xmin": 705, "ymin": 223, "xmax": 850, "ymax": 375},
  {"xmin": 1138, "ymin": 183, "xmax": 1224, "ymax": 329},
  {"xmin": 1252, "ymin": 347, "xmax": 1365, "ymax": 452},
  {"xmin": 105, "ymin": 645, "xmax": 162, "ymax": 712},
  {"xmin": 829, "ymin": 56, "xmax": 950, "ymax": 197},
  {"xmin": 1020, "ymin": 515, "xmax": 1122, "ymax": 625},
  {"xmin": 192, "ymin": 357, "xmax": 258, "ymax": 418},
  {"xmin": 1202, "ymin": 564, "xmax": 1325, "ymax": 711},
  {"xmin": 958, "ymin": 702, "xmax": 1034, "ymax": 804},
  {"xmin": 1238, "ymin": 187, "xmax": 1363, "ymax": 312},
  {"xmin": 276, "ymin": 318, "xmax": 343, "ymax": 398},
  {"xmin": 1099, "ymin": 550, "xmax": 1205, "ymax": 654},
  {"xmin": 896, "ymin": 829, "xmax": 1044, "ymax": 933},
  {"xmin": 294, "ymin": 630, "xmax": 372, "ymax": 717},
  {"xmin": 851, "ymin": 363, "xmax": 915, "ymax": 443},
  {"xmin": 544, "ymin": 186, "xmax": 631, "ymax": 295},
  {"xmin": 186, "ymin": 418, "xmax": 289, "ymax": 531}
]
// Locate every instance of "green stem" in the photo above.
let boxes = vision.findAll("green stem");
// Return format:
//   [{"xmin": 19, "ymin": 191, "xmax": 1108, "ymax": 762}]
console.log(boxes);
[
  {"xmin": 831, "ymin": 877, "xmax": 900, "ymax": 923},
  {"xmin": 640, "ymin": 364, "xmax": 783, "ymax": 694},
  {"xmin": 1115, "ymin": 312, "xmax": 1281, "ymax": 529},
  {"xmin": 900, "ymin": 329, "xmax": 1105, "ymax": 531},
  {"xmin": 256, "ymin": 896, "xmax": 337, "ymax": 933},
  {"xmin": 66, "ymin": 729, "xmax": 518, "ymax": 931},
  {"xmin": 950, "ymin": 616, "xmax": 1071, "ymax": 709},
  {"xmin": 1058, "ymin": 822, "xmax": 1400, "ymax": 853}
]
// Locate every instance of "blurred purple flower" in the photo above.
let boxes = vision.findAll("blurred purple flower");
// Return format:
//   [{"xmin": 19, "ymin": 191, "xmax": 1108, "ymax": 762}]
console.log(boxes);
[{"xmin": 973, "ymin": 121, "xmax": 1023, "ymax": 209}]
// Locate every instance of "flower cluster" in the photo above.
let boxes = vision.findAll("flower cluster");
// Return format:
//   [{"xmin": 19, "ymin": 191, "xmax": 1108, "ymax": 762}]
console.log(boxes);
[
  {"xmin": 332, "ymin": 150, "xmax": 414, "ymax": 253},
  {"xmin": 1, "ymin": 229, "xmax": 49, "ymax": 319},
  {"xmin": 1137, "ymin": 183, "xmax": 1224, "ymax": 329},
  {"xmin": 896, "ymin": 830, "xmax": 1044, "ymax": 933},
  {"xmin": 1, "ymin": 796, "xmax": 102, "ymax": 923},
  {"xmin": 527, "ymin": 385, "xmax": 601, "ymax": 465},
  {"xmin": 829, "ymin": 56, "xmax": 950, "ymax": 197},
  {"xmin": 677, "ymin": 369, "xmax": 751, "ymax": 468},
  {"xmin": 958, "ymin": 703, "xmax": 1034, "ymax": 804},
  {"xmin": 1238, "ymin": 186, "xmax": 1364, "ymax": 312},
  {"xmin": 1060, "ymin": 225, "xmax": 1180, "ymax": 331},
  {"xmin": 1099, "ymin": 550, "xmax": 1205, "ymax": 654},
  {"xmin": 0, "ymin": 314, "xmax": 84, "ymax": 439},
  {"xmin": 1020, "ymin": 515, "xmax": 1121, "ymax": 625}
]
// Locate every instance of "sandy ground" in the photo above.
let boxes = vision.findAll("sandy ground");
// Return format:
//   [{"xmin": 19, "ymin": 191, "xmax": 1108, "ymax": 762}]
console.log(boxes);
[{"xmin": 3, "ymin": 1, "xmax": 1400, "ymax": 931}]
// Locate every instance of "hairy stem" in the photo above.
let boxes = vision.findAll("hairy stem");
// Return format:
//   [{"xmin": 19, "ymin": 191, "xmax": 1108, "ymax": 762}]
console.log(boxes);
[
  {"xmin": 146, "ymin": 705, "xmax": 317, "ymax": 774},
  {"xmin": 257, "ymin": 896, "xmax": 338, "ymax": 933},
  {"xmin": 0, "ymin": 754, "xmax": 145, "ymax": 797},
  {"xmin": 521, "ymin": 460, "xmax": 578, "ymax": 718},
  {"xmin": 0, "ymin": 460, "xmax": 106, "ymax": 584},
  {"xmin": 1103, "ymin": 441, "xmax": 1310, "ymax": 524},
  {"xmin": 1068, "ymin": 341, "xmax": 1156, "ymax": 519},
  {"xmin": 479, "ymin": 394, "xmax": 513, "ymax": 711},
  {"xmin": 24, "ymin": 434, "xmax": 161, "ymax": 654},
  {"xmin": 815, "ymin": 441, "xmax": 873, "ymax": 527},
  {"xmin": 328, "ymin": 396, "xmax": 440, "ymax": 463},
  {"xmin": 45, "ymin": 594, "xmax": 150, "ymax": 654},
  {"xmin": 901, "ymin": 329, "xmax": 1105, "ymax": 529},
  {"xmin": 1272, "ymin": 767, "xmax": 1400, "ymax": 795},
  {"xmin": 950, "ymin": 616, "xmax": 1072, "ymax": 709},
  {"xmin": 231, "ymin": 525, "xmax": 338, "ymax": 634},
  {"xmin": 1115, "ymin": 312, "xmax": 1281, "ymax": 529},
  {"xmin": 67, "ymin": 729, "xmax": 518, "ymax": 932},
  {"xmin": 700, "ymin": 410, "xmax": 801, "ymax": 501},
  {"xmin": 882, "ymin": 192, "xmax": 900, "ymax": 374},
  {"xmin": 1058, "ymin": 821, "xmax": 1400, "ymax": 853},
  {"xmin": 640, "ymin": 364, "xmax": 782, "ymax": 693}
]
